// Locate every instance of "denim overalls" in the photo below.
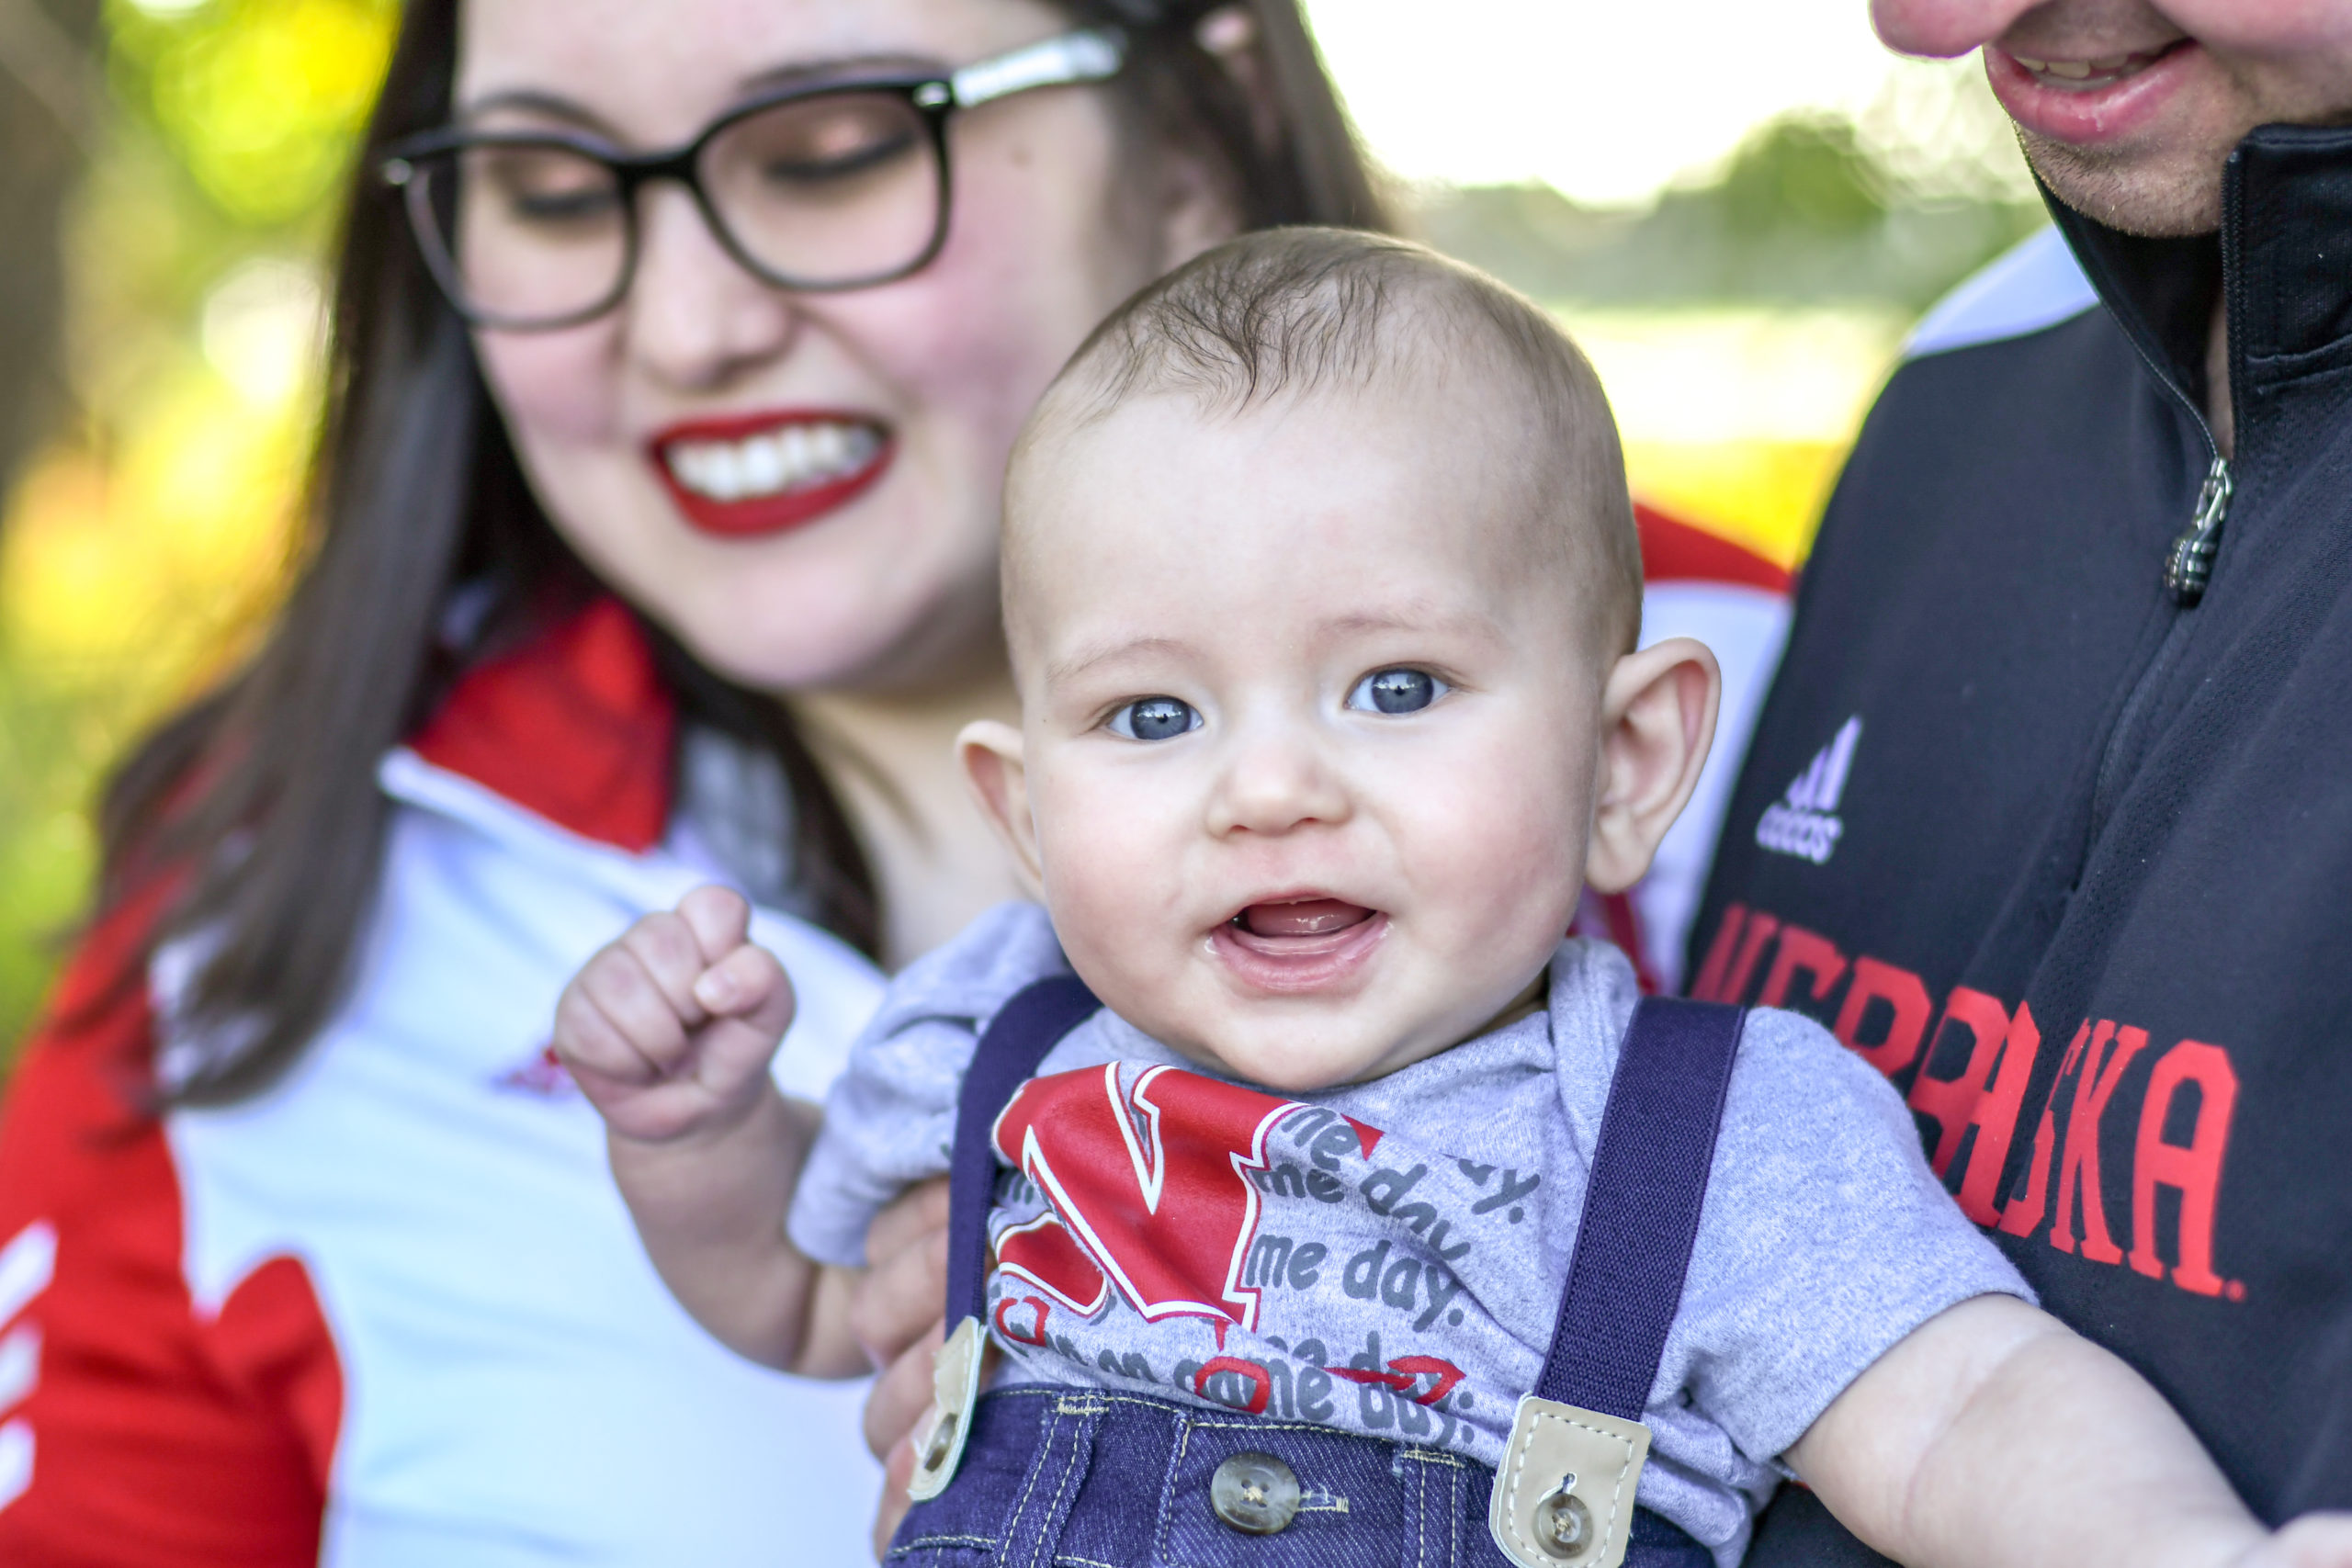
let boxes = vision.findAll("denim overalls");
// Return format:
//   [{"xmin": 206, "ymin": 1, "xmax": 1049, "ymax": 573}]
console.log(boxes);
[{"xmin": 889, "ymin": 977, "xmax": 1747, "ymax": 1568}]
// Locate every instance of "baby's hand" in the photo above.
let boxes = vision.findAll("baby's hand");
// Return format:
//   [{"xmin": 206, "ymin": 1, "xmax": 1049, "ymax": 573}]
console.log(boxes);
[{"xmin": 552, "ymin": 886, "xmax": 796, "ymax": 1146}]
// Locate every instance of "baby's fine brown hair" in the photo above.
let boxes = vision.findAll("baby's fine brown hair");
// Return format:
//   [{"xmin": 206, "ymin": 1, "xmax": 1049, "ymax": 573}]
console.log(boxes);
[{"xmin": 1013, "ymin": 227, "xmax": 1643, "ymax": 653}]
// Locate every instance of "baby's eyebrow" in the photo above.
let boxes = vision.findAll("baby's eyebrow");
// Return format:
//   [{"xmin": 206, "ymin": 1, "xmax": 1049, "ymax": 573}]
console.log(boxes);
[
  {"xmin": 1043, "ymin": 633, "xmax": 1195, "ymax": 687},
  {"xmin": 1316, "ymin": 605, "xmax": 1505, "ymax": 642}
]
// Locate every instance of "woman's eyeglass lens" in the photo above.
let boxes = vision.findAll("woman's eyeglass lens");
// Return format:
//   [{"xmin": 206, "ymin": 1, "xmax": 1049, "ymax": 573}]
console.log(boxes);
[{"xmin": 385, "ymin": 30, "xmax": 1123, "ymax": 330}]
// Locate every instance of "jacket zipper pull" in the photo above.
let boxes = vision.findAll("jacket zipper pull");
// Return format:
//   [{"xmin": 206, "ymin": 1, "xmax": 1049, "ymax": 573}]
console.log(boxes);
[{"xmin": 2163, "ymin": 456, "xmax": 2233, "ymax": 606}]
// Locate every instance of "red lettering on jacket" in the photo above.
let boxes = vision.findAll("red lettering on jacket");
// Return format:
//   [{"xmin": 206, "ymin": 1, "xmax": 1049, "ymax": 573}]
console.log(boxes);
[
  {"xmin": 1691, "ymin": 905, "xmax": 2244, "ymax": 1302},
  {"xmin": 1720, "ymin": 913, "xmax": 1781, "ymax": 1005},
  {"xmin": 993, "ymin": 1065, "xmax": 1306, "ymax": 1330},
  {"xmin": 2051, "ymin": 1022, "xmax": 2151, "ymax": 1265},
  {"xmin": 1906, "ymin": 995, "xmax": 2043, "ymax": 1226},
  {"xmin": 1995, "ymin": 1021, "xmax": 2086, "ymax": 1239},
  {"xmin": 1757, "ymin": 925, "xmax": 1847, "ymax": 1010},
  {"xmin": 2128, "ymin": 1042, "xmax": 2239, "ymax": 1297},
  {"xmin": 1690, "ymin": 906, "xmax": 1748, "ymax": 1002},
  {"xmin": 1830, "ymin": 958, "xmax": 1933, "ymax": 1077}
]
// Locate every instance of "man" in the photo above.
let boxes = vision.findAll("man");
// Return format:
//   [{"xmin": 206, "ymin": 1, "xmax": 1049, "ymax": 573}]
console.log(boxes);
[{"xmin": 1692, "ymin": 1, "xmax": 2352, "ymax": 1560}]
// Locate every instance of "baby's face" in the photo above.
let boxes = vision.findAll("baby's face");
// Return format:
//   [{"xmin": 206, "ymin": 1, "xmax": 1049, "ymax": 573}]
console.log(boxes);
[{"xmin": 988, "ymin": 379, "xmax": 1613, "ymax": 1092}]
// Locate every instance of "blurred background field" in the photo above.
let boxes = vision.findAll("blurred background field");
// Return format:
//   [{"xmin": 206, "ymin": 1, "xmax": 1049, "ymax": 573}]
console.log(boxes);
[{"xmin": 0, "ymin": 0, "xmax": 2041, "ymax": 1061}]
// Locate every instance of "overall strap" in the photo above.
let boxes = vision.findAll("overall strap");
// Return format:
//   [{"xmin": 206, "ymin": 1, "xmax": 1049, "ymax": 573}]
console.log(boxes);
[
  {"xmin": 945, "ymin": 974, "xmax": 1102, "ymax": 1326},
  {"xmin": 1535, "ymin": 997, "xmax": 1747, "ymax": 1423}
]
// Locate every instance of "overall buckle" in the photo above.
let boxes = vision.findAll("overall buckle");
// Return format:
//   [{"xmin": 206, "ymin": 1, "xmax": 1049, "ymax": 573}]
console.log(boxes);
[
  {"xmin": 1488, "ymin": 1394, "xmax": 1652, "ymax": 1568},
  {"xmin": 906, "ymin": 1314, "xmax": 987, "ymax": 1501}
]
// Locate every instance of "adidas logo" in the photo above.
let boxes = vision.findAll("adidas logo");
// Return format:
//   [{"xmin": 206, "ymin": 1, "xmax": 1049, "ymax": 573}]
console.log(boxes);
[{"xmin": 1756, "ymin": 716, "xmax": 1860, "ymax": 865}]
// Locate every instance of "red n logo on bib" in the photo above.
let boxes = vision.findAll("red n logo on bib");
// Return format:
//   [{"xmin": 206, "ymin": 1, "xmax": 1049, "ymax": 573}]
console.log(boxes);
[{"xmin": 991, "ymin": 1066, "xmax": 1310, "ymax": 1330}]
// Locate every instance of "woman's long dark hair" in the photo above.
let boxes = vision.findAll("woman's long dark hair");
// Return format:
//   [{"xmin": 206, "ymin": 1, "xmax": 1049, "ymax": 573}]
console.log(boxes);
[{"xmin": 92, "ymin": 0, "xmax": 1389, "ymax": 1107}]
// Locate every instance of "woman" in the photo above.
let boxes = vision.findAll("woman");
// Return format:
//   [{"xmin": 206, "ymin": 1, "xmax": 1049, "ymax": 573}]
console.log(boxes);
[{"xmin": 0, "ymin": 0, "xmax": 1381, "ymax": 1562}]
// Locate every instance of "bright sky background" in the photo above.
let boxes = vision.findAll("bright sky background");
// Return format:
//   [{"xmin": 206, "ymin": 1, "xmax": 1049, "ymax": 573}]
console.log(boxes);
[{"xmin": 1303, "ymin": 0, "xmax": 1964, "ymax": 206}]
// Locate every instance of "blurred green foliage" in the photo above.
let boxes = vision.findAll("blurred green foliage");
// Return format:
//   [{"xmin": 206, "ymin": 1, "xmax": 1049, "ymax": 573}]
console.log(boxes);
[
  {"xmin": 1, "ymin": 0, "xmax": 392, "ymax": 1063},
  {"xmin": 1419, "ymin": 110, "xmax": 2043, "ymax": 311}
]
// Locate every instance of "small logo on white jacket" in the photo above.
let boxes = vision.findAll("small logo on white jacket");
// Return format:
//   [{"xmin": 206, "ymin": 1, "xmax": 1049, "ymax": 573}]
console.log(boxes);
[{"xmin": 1757, "ymin": 716, "xmax": 1860, "ymax": 865}]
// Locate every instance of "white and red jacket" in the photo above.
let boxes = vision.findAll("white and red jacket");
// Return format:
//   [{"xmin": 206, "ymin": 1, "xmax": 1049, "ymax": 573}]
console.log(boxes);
[
  {"xmin": 0, "ymin": 602, "xmax": 887, "ymax": 1566},
  {"xmin": 0, "ymin": 509, "xmax": 1786, "ymax": 1566}
]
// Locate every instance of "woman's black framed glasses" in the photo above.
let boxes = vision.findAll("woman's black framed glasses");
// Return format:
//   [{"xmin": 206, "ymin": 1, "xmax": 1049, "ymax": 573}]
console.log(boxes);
[{"xmin": 379, "ymin": 29, "xmax": 1126, "ymax": 331}]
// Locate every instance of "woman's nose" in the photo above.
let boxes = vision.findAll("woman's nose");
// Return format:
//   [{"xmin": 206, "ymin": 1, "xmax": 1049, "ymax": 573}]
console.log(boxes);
[
  {"xmin": 1206, "ymin": 726, "xmax": 1352, "ymax": 839},
  {"xmin": 620, "ymin": 184, "xmax": 801, "ymax": 389},
  {"xmin": 1871, "ymin": 0, "xmax": 2047, "ymax": 58}
]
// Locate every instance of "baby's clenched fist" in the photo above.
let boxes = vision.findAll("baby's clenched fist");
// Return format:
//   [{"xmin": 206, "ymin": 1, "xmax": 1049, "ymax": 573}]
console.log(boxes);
[{"xmin": 552, "ymin": 885, "xmax": 797, "ymax": 1145}]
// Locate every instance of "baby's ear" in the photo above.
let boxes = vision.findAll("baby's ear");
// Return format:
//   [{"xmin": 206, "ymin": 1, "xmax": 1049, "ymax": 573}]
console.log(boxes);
[
  {"xmin": 957, "ymin": 720, "xmax": 1045, "ymax": 887},
  {"xmin": 1585, "ymin": 637, "xmax": 1722, "ymax": 895}
]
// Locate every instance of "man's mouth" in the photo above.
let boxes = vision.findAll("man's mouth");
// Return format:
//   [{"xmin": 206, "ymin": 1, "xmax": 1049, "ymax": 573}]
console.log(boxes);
[
  {"xmin": 1212, "ymin": 896, "xmax": 1387, "ymax": 993},
  {"xmin": 648, "ymin": 412, "xmax": 892, "ymax": 537},
  {"xmin": 1984, "ymin": 37, "xmax": 2199, "ymax": 147},
  {"xmin": 2007, "ymin": 43, "xmax": 2181, "ymax": 90}
]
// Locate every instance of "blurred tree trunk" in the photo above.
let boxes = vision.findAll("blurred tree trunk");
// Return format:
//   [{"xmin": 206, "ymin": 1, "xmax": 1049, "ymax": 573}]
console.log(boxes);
[{"xmin": 0, "ymin": 0, "xmax": 103, "ymax": 513}]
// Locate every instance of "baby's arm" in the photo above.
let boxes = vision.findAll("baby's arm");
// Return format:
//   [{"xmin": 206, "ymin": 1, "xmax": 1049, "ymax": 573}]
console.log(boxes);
[
  {"xmin": 1791, "ymin": 1293, "xmax": 2351, "ymax": 1568},
  {"xmin": 551, "ymin": 886, "xmax": 866, "ymax": 1378}
]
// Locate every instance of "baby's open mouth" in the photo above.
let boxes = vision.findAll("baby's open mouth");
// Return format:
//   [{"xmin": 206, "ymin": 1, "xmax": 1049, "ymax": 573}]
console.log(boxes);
[
  {"xmin": 1232, "ymin": 897, "xmax": 1376, "ymax": 940},
  {"xmin": 1213, "ymin": 897, "xmax": 1388, "ymax": 993}
]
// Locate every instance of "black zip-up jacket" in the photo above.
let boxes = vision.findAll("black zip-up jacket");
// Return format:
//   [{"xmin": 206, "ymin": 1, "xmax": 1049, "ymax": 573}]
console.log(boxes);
[{"xmin": 1693, "ymin": 126, "xmax": 2352, "ymax": 1558}]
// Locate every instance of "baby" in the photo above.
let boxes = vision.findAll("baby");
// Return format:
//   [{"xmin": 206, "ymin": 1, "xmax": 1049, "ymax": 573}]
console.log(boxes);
[{"xmin": 553, "ymin": 231, "xmax": 2348, "ymax": 1568}]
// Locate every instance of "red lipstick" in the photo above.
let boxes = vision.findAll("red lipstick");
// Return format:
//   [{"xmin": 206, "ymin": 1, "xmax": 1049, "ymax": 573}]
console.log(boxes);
[{"xmin": 646, "ymin": 409, "xmax": 892, "ymax": 539}]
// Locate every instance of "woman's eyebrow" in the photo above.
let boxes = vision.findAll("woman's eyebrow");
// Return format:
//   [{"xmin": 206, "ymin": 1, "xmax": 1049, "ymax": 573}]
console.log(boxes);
[
  {"xmin": 454, "ymin": 88, "xmax": 616, "ymax": 136},
  {"xmin": 453, "ymin": 53, "xmax": 944, "ymax": 138},
  {"xmin": 734, "ymin": 52, "xmax": 945, "ymax": 96}
]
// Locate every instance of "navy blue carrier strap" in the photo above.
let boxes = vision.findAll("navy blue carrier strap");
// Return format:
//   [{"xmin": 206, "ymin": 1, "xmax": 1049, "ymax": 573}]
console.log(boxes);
[
  {"xmin": 945, "ymin": 974, "xmax": 1102, "ymax": 1326},
  {"xmin": 1537, "ymin": 996, "xmax": 1748, "ymax": 1422}
]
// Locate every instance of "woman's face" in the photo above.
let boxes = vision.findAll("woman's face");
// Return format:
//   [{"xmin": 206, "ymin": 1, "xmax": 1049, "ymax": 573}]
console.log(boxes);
[{"xmin": 457, "ymin": 0, "xmax": 1238, "ymax": 693}]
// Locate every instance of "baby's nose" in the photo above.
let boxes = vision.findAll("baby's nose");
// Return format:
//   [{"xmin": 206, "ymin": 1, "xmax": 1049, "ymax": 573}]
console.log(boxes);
[{"xmin": 1205, "ymin": 732, "xmax": 1351, "ymax": 837}]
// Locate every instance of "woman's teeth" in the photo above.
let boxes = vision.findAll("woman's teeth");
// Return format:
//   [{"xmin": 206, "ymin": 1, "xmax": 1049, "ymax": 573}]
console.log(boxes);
[
  {"xmin": 2012, "ymin": 51, "xmax": 2160, "ymax": 85},
  {"xmin": 664, "ymin": 422, "xmax": 881, "ymax": 502}
]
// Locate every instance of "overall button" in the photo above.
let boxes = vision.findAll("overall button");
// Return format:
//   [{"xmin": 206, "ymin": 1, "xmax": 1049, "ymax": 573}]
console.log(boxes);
[
  {"xmin": 1535, "ymin": 1486, "xmax": 1594, "ymax": 1559},
  {"xmin": 1210, "ymin": 1451, "xmax": 1300, "ymax": 1534}
]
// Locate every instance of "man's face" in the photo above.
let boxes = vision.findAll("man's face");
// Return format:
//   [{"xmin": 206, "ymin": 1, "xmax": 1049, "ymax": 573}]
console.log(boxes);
[{"xmin": 1874, "ymin": 0, "xmax": 2352, "ymax": 234}]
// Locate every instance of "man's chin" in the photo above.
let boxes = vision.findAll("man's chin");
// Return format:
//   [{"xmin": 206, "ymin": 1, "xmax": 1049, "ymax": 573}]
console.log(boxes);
[{"xmin": 2019, "ymin": 130, "xmax": 2227, "ymax": 237}]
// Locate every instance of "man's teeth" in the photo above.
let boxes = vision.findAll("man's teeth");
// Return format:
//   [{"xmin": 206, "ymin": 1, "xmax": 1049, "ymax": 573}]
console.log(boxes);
[
  {"xmin": 2013, "ymin": 51, "xmax": 2151, "ymax": 83},
  {"xmin": 665, "ymin": 423, "xmax": 881, "ymax": 502}
]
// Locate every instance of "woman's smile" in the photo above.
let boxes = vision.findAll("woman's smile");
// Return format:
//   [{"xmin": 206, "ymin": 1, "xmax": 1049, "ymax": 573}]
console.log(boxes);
[{"xmin": 648, "ymin": 409, "xmax": 893, "ymax": 536}]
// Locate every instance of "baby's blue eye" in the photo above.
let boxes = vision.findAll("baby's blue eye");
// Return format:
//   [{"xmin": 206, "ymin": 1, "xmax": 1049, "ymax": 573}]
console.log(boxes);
[
  {"xmin": 1108, "ymin": 695, "xmax": 1200, "ymax": 741},
  {"xmin": 1348, "ymin": 668, "xmax": 1447, "ymax": 715}
]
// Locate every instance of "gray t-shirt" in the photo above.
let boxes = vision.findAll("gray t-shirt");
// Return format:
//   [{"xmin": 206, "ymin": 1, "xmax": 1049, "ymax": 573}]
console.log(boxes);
[{"xmin": 791, "ymin": 903, "xmax": 2026, "ymax": 1565}]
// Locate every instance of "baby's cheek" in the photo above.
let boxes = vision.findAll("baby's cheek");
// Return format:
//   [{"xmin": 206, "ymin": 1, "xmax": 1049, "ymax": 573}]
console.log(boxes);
[
  {"xmin": 1406, "ymin": 746, "xmax": 1589, "ymax": 949},
  {"xmin": 1033, "ymin": 776, "xmax": 1182, "ymax": 974}
]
